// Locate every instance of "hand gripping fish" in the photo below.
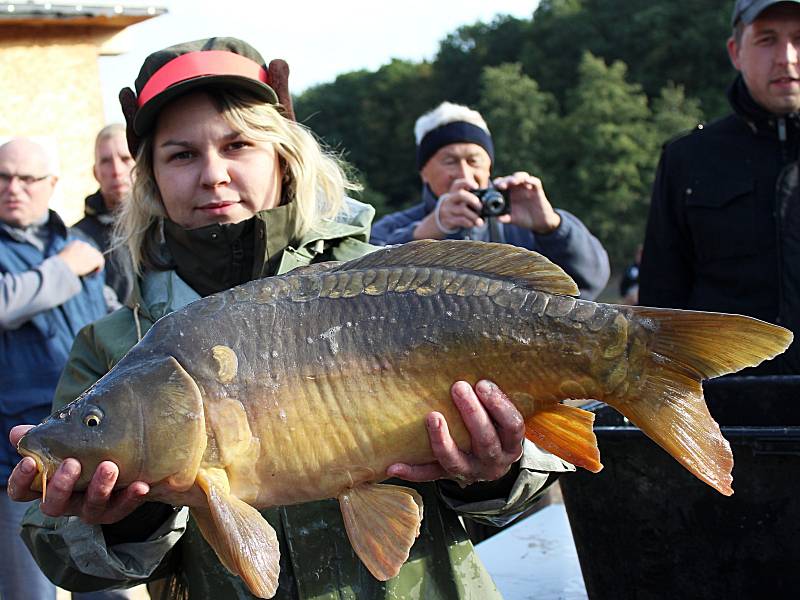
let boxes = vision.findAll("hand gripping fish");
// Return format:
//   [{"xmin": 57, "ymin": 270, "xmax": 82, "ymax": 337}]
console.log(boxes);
[{"xmin": 18, "ymin": 240, "xmax": 792, "ymax": 598}]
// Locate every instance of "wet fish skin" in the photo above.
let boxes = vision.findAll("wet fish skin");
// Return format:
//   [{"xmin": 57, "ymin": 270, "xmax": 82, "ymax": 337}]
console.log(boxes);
[{"xmin": 17, "ymin": 240, "xmax": 793, "ymax": 598}]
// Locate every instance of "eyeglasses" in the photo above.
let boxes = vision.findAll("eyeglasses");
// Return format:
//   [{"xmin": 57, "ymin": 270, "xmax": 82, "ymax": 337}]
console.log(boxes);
[{"xmin": 0, "ymin": 172, "xmax": 51, "ymax": 189}]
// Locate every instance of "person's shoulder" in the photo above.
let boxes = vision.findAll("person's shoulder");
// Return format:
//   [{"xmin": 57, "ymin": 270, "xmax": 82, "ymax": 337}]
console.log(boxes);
[
  {"xmin": 663, "ymin": 113, "xmax": 742, "ymax": 154},
  {"xmin": 67, "ymin": 223, "xmax": 99, "ymax": 246},
  {"xmin": 72, "ymin": 215, "xmax": 90, "ymax": 232},
  {"xmin": 373, "ymin": 201, "xmax": 427, "ymax": 225},
  {"xmin": 76, "ymin": 305, "xmax": 140, "ymax": 360},
  {"xmin": 82, "ymin": 305, "xmax": 135, "ymax": 337},
  {"xmin": 338, "ymin": 197, "xmax": 375, "ymax": 227}
]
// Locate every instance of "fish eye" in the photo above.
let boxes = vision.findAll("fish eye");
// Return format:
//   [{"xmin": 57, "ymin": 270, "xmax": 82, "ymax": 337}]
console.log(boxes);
[{"xmin": 83, "ymin": 408, "xmax": 104, "ymax": 428}]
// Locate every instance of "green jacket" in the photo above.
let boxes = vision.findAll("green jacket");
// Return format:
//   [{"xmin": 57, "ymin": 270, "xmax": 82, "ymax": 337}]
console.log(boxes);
[{"xmin": 21, "ymin": 199, "xmax": 573, "ymax": 599}]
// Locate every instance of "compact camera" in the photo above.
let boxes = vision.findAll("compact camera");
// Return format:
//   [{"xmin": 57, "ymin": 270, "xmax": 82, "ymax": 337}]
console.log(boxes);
[{"xmin": 473, "ymin": 187, "xmax": 511, "ymax": 218}]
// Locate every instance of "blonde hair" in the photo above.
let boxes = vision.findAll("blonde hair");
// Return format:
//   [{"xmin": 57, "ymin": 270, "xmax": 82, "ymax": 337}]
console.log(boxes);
[{"xmin": 113, "ymin": 89, "xmax": 358, "ymax": 275}]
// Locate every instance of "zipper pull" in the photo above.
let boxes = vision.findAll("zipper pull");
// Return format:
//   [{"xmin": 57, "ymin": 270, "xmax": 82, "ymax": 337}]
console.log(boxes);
[{"xmin": 778, "ymin": 117, "xmax": 787, "ymax": 142}]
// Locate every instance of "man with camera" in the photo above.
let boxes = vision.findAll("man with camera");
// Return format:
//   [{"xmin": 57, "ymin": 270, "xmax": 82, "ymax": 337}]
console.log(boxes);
[{"xmin": 370, "ymin": 101, "xmax": 610, "ymax": 299}]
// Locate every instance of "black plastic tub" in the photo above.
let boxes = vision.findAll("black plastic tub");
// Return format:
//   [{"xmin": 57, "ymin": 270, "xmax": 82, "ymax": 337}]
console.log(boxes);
[{"xmin": 560, "ymin": 376, "xmax": 800, "ymax": 600}]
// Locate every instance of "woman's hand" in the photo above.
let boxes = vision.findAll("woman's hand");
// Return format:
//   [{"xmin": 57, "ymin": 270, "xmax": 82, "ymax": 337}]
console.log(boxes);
[
  {"xmin": 7, "ymin": 425, "xmax": 149, "ymax": 525},
  {"xmin": 387, "ymin": 380, "xmax": 525, "ymax": 486}
]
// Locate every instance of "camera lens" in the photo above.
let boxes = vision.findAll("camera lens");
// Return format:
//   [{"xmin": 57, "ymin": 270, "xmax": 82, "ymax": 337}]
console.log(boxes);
[
  {"xmin": 484, "ymin": 194, "xmax": 505, "ymax": 215},
  {"xmin": 478, "ymin": 188, "xmax": 509, "ymax": 218}
]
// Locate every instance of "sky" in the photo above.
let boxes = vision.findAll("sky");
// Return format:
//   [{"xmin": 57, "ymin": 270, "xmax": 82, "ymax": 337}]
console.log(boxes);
[{"xmin": 99, "ymin": 0, "xmax": 540, "ymax": 123}]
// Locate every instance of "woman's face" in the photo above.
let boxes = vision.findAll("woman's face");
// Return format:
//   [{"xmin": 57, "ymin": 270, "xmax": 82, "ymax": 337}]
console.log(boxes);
[{"xmin": 152, "ymin": 91, "xmax": 282, "ymax": 229}]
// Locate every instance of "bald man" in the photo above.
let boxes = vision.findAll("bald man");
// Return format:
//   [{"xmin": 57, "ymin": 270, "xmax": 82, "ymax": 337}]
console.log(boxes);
[{"xmin": 0, "ymin": 137, "xmax": 108, "ymax": 600}]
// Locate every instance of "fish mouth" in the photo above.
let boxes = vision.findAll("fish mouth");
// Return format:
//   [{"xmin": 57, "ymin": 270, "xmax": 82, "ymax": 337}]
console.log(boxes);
[{"xmin": 17, "ymin": 447, "xmax": 60, "ymax": 501}]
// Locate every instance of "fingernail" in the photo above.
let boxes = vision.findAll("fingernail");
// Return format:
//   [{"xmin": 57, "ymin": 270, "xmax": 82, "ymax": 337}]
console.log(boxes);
[
  {"xmin": 62, "ymin": 460, "xmax": 80, "ymax": 478},
  {"xmin": 20, "ymin": 459, "xmax": 34, "ymax": 475}
]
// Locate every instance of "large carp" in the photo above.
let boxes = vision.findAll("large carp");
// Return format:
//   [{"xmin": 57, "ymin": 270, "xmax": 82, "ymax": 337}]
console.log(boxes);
[{"xmin": 18, "ymin": 240, "xmax": 792, "ymax": 598}]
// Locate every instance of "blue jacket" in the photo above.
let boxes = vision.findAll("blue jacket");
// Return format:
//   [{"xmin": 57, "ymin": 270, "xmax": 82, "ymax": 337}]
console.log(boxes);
[
  {"xmin": 370, "ymin": 186, "xmax": 610, "ymax": 300},
  {"xmin": 0, "ymin": 211, "xmax": 107, "ymax": 483}
]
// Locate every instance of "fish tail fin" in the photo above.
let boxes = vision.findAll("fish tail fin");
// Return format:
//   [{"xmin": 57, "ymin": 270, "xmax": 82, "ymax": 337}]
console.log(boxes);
[
  {"xmin": 524, "ymin": 404, "xmax": 602, "ymax": 473},
  {"xmin": 613, "ymin": 308, "xmax": 793, "ymax": 496}
]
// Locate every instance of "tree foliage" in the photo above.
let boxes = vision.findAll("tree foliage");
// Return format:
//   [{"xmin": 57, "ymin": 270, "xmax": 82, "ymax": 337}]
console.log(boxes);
[
  {"xmin": 294, "ymin": 1, "xmax": 734, "ymax": 273},
  {"xmin": 477, "ymin": 63, "xmax": 558, "ymax": 178}
]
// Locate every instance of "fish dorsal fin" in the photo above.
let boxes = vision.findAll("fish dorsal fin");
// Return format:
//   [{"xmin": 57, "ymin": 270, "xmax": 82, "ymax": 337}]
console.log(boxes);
[
  {"xmin": 193, "ymin": 468, "xmax": 280, "ymax": 598},
  {"xmin": 338, "ymin": 483, "xmax": 423, "ymax": 581},
  {"xmin": 337, "ymin": 239, "xmax": 579, "ymax": 296}
]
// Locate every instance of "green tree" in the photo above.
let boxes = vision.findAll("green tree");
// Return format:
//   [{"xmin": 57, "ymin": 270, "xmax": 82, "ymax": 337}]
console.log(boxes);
[
  {"xmin": 522, "ymin": 0, "xmax": 730, "ymax": 119},
  {"xmin": 432, "ymin": 15, "xmax": 534, "ymax": 107},
  {"xmin": 651, "ymin": 82, "xmax": 704, "ymax": 146},
  {"xmin": 548, "ymin": 53, "xmax": 704, "ymax": 268},
  {"xmin": 295, "ymin": 60, "xmax": 436, "ymax": 213},
  {"xmin": 550, "ymin": 52, "xmax": 654, "ymax": 267},
  {"xmin": 477, "ymin": 63, "xmax": 559, "ymax": 179}
]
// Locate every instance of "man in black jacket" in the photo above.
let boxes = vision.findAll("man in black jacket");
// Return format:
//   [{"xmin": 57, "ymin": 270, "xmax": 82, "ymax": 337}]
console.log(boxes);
[
  {"xmin": 74, "ymin": 124, "xmax": 134, "ymax": 305},
  {"xmin": 639, "ymin": 0, "xmax": 800, "ymax": 374}
]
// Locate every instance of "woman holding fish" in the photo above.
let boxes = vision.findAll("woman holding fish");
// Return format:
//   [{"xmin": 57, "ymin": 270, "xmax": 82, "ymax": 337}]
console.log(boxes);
[{"xmin": 6, "ymin": 38, "xmax": 572, "ymax": 599}]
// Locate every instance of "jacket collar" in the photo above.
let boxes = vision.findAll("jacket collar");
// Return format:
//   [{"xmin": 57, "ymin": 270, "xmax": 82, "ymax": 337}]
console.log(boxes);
[
  {"xmin": 0, "ymin": 210, "xmax": 66, "ymax": 251},
  {"xmin": 83, "ymin": 190, "xmax": 109, "ymax": 217},
  {"xmin": 126, "ymin": 196, "xmax": 375, "ymax": 319},
  {"xmin": 422, "ymin": 184, "xmax": 439, "ymax": 212},
  {"xmin": 83, "ymin": 190, "xmax": 116, "ymax": 225},
  {"xmin": 728, "ymin": 74, "xmax": 800, "ymax": 136}
]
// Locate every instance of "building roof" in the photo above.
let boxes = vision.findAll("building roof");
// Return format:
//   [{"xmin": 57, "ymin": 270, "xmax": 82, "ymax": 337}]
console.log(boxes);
[{"xmin": 0, "ymin": 1, "xmax": 166, "ymax": 27}]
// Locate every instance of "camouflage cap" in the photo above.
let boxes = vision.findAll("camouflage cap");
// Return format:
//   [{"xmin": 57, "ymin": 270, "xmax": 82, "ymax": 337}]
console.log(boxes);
[{"xmin": 731, "ymin": 0, "xmax": 800, "ymax": 26}]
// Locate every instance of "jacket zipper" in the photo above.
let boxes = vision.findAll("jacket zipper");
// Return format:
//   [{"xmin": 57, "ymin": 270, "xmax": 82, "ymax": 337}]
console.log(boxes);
[{"xmin": 773, "ymin": 115, "xmax": 799, "ymax": 325}]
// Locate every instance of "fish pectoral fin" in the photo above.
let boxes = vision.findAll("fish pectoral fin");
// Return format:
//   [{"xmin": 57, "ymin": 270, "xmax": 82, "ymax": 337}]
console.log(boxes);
[
  {"xmin": 146, "ymin": 356, "xmax": 206, "ymax": 490},
  {"xmin": 194, "ymin": 468, "xmax": 280, "ymax": 599},
  {"xmin": 338, "ymin": 482, "xmax": 423, "ymax": 581},
  {"xmin": 525, "ymin": 404, "xmax": 602, "ymax": 472}
]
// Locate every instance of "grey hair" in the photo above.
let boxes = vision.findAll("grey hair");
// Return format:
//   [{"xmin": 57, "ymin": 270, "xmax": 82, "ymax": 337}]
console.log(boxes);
[{"xmin": 94, "ymin": 123, "xmax": 126, "ymax": 151}]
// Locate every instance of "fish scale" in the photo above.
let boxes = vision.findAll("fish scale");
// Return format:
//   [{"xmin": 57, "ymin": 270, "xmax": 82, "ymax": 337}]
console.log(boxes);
[{"xmin": 17, "ymin": 239, "xmax": 793, "ymax": 599}]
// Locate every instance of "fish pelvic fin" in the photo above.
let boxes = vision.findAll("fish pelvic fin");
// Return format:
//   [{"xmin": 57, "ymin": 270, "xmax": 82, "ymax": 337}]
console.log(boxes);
[
  {"xmin": 524, "ymin": 404, "xmax": 602, "ymax": 472},
  {"xmin": 193, "ymin": 468, "xmax": 280, "ymax": 599},
  {"xmin": 336, "ymin": 239, "xmax": 579, "ymax": 296},
  {"xmin": 338, "ymin": 483, "xmax": 423, "ymax": 581},
  {"xmin": 614, "ymin": 308, "xmax": 793, "ymax": 496}
]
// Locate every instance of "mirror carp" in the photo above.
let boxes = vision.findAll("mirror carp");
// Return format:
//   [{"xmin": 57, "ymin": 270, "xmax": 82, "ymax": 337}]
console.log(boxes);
[{"xmin": 18, "ymin": 240, "xmax": 793, "ymax": 598}]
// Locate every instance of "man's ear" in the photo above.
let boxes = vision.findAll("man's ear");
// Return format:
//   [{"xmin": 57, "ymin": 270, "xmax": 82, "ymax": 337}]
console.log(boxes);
[
  {"xmin": 727, "ymin": 36, "xmax": 742, "ymax": 71},
  {"xmin": 92, "ymin": 163, "xmax": 100, "ymax": 185}
]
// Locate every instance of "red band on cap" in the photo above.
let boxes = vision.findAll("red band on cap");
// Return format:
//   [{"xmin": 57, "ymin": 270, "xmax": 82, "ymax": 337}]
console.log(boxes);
[{"xmin": 138, "ymin": 50, "xmax": 269, "ymax": 107}]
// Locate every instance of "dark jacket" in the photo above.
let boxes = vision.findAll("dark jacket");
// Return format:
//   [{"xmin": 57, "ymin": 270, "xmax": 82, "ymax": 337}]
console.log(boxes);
[
  {"xmin": 0, "ymin": 211, "xmax": 107, "ymax": 483},
  {"xmin": 639, "ymin": 76, "xmax": 800, "ymax": 374},
  {"xmin": 370, "ymin": 186, "xmax": 610, "ymax": 300},
  {"xmin": 74, "ymin": 190, "xmax": 132, "ymax": 304}
]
